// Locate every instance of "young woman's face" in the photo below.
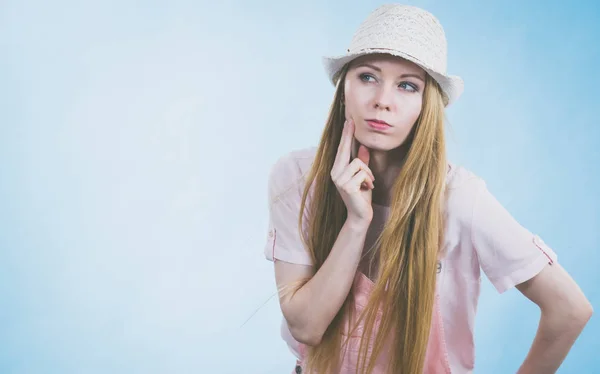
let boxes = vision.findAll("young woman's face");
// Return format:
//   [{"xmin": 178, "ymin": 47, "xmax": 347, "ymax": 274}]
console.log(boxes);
[{"xmin": 343, "ymin": 54, "xmax": 426, "ymax": 152}]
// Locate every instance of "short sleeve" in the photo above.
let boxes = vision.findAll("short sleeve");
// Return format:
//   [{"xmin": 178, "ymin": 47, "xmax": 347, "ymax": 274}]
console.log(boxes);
[
  {"xmin": 470, "ymin": 180, "xmax": 558, "ymax": 294},
  {"xmin": 263, "ymin": 153, "xmax": 314, "ymax": 266}
]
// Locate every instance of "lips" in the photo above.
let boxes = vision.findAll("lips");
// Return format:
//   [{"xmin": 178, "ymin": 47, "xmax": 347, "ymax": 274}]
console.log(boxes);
[
  {"xmin": 366, "ymin": 119, "xmax": 392, "ymax": 131},
  {"xmin": 366, "ymin": 119, "xmax": 390, "ymax": 126}
]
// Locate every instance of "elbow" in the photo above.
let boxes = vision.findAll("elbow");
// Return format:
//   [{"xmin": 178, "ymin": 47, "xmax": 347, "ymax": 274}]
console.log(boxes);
[
  {"xmin": 281, "ymin": 307, "xmax": 324, "ymax": 346},
  {"xmin": 561, "ymin": 299, "xmax": 593, "ymax": 328},
  {"xmin": 288, "ymin": 324, "xmax": 324, "ymax": 346},
  {"xmin": 281, "ymin": 299, "xmax": 325, "ymax": 347},
  {"xmin": 576, "ymin": 300, "xmax": 593, "ymax": 325},
  {"xmin": 542, "ymin": 298, "xmax": 593, "ymax": 330}
]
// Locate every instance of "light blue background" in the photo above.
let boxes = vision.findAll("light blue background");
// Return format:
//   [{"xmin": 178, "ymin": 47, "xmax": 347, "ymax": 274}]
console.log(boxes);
[{"xmin": 1, "ymin": 0, "xmax": 598, "ymax": 373}]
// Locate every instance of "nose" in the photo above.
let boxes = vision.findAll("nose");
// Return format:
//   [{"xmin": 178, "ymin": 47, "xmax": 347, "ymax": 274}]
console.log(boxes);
[{"xmin": 373, "ymin": 85, "xmax": 393, "ymax": 111}]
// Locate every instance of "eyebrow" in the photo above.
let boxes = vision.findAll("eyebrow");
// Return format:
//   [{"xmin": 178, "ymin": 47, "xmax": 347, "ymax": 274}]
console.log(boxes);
[{"xmin": 355, "ymin": 63, "xmax": 425, "ymax": 82}]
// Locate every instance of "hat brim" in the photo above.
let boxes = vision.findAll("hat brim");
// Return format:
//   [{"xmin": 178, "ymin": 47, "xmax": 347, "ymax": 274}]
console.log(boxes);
[{"xmin": 323, "ymin": 49, "xmax": 464, "ymax": 107}]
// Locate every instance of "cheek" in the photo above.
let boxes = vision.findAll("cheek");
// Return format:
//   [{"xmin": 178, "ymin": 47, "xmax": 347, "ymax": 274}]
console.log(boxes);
[
  {"xmin": 396, "ymin": 96, "xmax": 423, "ymax": 125},
  {"xmin": 386, "ymin": 97, "xmax": 423, "ymax": 142},
  {"xmin": 344, "ymin": 85, "xmax": 372, "ymax": 118}
]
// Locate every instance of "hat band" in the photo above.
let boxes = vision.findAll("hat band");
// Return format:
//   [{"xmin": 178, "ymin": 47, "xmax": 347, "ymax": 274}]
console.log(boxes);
[{"xmin": 347, "ymin": 47, "xmax": 445, "ymax": 76}]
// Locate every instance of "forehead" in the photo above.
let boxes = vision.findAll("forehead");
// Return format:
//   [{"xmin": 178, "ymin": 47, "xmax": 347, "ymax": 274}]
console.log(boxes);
[{"xmin": 349, "ymin": 53, "xmax": 425, "ymax": 76}]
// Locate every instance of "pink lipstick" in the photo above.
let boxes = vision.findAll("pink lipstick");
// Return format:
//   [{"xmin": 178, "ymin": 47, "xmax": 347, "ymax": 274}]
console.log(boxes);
[{"xmin": 366, "ymin": 119, "xmax": 391, "ymax": 131}]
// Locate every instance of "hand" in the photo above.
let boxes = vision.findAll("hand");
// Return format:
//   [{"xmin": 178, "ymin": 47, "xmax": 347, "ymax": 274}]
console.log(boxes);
[{"xmin": 330, "ymin": 119, "xmax": 375, "ymax": 225}]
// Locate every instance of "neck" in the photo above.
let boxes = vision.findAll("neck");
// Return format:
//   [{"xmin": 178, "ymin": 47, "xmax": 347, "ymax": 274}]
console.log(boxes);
[{"xmin": 358, "ymin": 144, "xmax": 409, "ymax": 207}]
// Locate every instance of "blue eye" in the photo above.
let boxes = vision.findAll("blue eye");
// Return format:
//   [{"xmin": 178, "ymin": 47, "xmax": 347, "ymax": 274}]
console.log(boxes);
[
  {"xmin": 399, "ymin": 82, "xmax": 418, "ymax": 92},
  {"xmin": 359, "ymin": 73, "xmax": 376, "ymax": 83}
]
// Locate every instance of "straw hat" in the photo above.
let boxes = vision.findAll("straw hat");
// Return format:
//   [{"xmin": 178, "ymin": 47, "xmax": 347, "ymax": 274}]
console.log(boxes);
[{"xmin": 323, "ymin": 4, "xmax": 464, "ymax": 106}]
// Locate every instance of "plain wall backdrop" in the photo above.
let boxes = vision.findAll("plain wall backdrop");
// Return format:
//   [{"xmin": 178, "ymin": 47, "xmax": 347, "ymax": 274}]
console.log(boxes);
[{"xmin": 1, "ymin": 0, "xmax": 598, "ymax": 373}]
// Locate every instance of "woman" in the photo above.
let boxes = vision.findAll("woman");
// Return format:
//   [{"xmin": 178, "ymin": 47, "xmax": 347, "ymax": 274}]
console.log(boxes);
[{"xmin": 263, "ymin": 4, "xmax": 592, "ymax": 374}]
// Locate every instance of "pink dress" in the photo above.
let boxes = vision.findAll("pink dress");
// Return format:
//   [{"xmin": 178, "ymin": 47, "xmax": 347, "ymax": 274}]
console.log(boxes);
[
  {"xmin": 265, "ymin": 147, "xmax": 558, "ymax": 373},
  {"xmin": 291, "ymin": 272, "xmax": 451, "ymax": 374}
]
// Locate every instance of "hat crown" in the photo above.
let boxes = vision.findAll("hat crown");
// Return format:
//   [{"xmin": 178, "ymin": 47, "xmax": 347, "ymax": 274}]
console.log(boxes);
[{"xmin": 348, "ymin": 4, "xmax": 448, "ymax": 74}]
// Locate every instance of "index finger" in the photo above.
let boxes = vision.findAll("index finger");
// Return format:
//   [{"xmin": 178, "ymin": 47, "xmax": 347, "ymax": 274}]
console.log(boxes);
[{"xmin": 332, "ymin": 119, "xmax": 353, "ymax": 171}]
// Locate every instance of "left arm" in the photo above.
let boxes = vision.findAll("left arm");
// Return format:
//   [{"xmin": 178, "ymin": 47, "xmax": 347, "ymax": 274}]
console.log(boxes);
[
  {"xmin": 467, "ymin": 179, "xmax": 593, "ymax": 373},
  {"xmin": 515, "ymin": 262, "xmax": 593, "ymax": 374}
]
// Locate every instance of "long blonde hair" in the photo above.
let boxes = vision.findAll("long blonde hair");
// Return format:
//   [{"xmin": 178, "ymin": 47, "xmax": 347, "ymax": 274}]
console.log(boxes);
[{"xmin": 297, "ymin": 63, "xmax": 448, "ymax": 373}]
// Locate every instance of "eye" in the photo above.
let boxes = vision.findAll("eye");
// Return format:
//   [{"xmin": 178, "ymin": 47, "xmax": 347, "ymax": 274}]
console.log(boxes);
[
  {"xmin": 399, "ymin": 82, "xmax": 419, "ymax": 92},
  {"xmin": 359, "ymin": 73, "xmax": 376, "ymax": 83}
]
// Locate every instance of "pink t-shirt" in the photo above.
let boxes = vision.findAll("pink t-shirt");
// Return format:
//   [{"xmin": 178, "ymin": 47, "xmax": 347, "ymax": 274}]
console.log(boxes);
[{"xmin": 263, "ymin": 147, "xmax": 558, "ymax": 373}]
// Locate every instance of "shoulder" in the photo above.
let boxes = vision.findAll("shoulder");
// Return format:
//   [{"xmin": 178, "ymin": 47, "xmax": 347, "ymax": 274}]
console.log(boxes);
[
  {"xmin": 444, "ymin": 162, "xmax": 487, "ymax": 223},
  {"xmin": 267, "ymin": 146, "xmax": 318, "ymax": 203},
  {"xmin": 446, "ymin": 162, "xmax": 484, "ymax": 191}
]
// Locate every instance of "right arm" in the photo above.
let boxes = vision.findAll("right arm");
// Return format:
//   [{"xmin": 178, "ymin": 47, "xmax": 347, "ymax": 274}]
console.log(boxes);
[
  {"xmin": 275, "ymin": 218, "xmax": 369, "ymax": 346},
  {"xmin": 273, "ymin": 119, "xmax": 375, "ymax": 346}
]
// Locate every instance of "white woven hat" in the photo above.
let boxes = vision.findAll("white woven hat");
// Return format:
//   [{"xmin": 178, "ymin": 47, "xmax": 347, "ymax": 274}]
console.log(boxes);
[{"xmin": 323, "ymin": 4, "xmax": 464, "ymax": 106}]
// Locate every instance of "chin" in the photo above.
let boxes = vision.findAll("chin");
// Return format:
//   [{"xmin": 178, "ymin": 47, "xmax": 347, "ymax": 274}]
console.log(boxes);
[{"xmin": 356, "ymin": 133, "xmax": 405, "ymax": 152}]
